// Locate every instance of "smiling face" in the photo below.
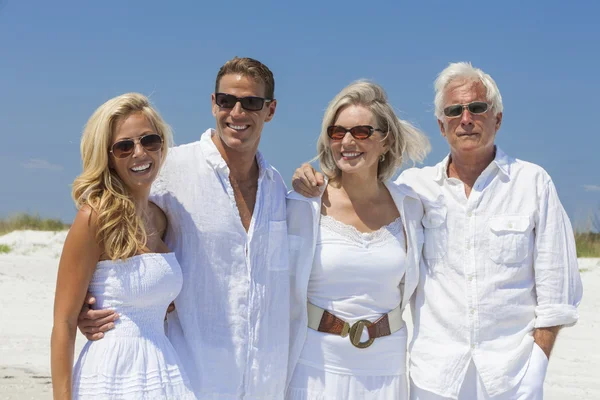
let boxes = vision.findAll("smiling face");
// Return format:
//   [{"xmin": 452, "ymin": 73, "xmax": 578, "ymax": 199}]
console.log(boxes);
[
  {"xmin": 438, "ymin": 80, "xmax": 502, "ymax": 159},
  {"xmin": 330, "ymin": 105, "xmax": 388, "ymax": 179},
  {"xmin": 211, "ymin": 73, "xmax": 276, "ymax": 157},
  {"xmin": 109, "ymin": 112, "xmax": 163, "ymax": 196}
]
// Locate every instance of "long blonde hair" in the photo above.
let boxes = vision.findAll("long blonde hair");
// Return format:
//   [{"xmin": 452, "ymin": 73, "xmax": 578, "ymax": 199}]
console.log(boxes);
[{"xmin": 72, "ymin": 93, "xmax": 173, "ymax": 260}]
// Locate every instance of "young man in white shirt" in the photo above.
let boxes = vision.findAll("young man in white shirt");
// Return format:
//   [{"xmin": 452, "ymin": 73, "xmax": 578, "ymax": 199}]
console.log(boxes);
[
  {"xmin": 293, "ymin": 62, "xmax": 583, "ymax": 399},
  {"xmin": 78, "ymin": 57, "xmax": 291, "ymax": 399}
]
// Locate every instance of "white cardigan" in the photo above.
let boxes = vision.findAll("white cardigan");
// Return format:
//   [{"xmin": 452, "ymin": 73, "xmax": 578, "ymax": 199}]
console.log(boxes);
[{"xmin": 285, "ymin": 181, "xmax": 425, "ymax": 385}]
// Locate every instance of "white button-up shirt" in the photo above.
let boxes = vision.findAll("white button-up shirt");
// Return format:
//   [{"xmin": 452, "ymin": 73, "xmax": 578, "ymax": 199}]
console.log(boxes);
[
  {"xmin": 397, "ymin": 147, "xmax": 583, "ymax": 399},
  {"xmin": 151, "ymin": 129, "xmax": 290, "ymax": 400}
]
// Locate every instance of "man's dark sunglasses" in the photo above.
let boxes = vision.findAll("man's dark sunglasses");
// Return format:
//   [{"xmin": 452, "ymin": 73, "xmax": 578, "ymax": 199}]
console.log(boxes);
[
  {"xmin": 327, "ymin": 125, "xmax": 384, "ymax": 141},
  {"xmin": 443, "ymin": 101, "xmax": 491, "ymax": 118},
  {"xmin": 215, "ymin": 93, "xmax": 273, "ymax": 111},
  {"xmin": 109, "ymin": 133, "xmax": 163, "ymax": 158}
]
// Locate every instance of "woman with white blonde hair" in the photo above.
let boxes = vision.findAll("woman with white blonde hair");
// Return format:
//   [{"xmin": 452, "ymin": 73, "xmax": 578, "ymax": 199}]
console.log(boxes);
[
  {"xmin": 50, "ymin": 93, "xmax": 196, "ymax": 399},
  {"xmin": 286, "ymin": 81, "xmax": 430, "ymax": 399}
]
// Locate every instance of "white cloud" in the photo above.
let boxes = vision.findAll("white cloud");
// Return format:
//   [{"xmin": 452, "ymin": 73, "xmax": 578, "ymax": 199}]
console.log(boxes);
[
  {"xmin": 583, "ymin": 185, "xmax": 600, "ymax": 192},
  {"xmin": 21, "ymin": 158, "xmax": 63, "ymax": 171}
]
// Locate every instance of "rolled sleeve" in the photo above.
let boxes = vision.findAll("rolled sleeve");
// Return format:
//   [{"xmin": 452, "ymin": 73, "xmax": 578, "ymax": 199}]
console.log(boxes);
[
  {"xmin": 533, "ymin": 179, "xmax": 583, "ymax": 328},
  {"xmin": 534, "ymin": 303, "xmax": 579, "ymax": 328}
]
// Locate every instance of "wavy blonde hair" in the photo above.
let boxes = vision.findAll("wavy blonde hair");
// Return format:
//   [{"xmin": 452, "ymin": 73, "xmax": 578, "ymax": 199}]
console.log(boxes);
[
  {"xmin": 72, "ymin": 93, "xmax": 173, "ymax": 260},
  {"xmin": 317, "ymin": 80, "xmax": 430, "ymax": 182}
]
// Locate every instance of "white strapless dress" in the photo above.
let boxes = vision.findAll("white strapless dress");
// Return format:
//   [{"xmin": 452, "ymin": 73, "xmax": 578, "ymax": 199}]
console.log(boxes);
[{"xmin": 72, "ymin": 252, "xmax": 196, "ymax": 399}]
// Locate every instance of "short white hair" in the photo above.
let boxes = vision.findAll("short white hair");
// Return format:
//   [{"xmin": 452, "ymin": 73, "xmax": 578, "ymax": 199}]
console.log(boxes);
[{"xmin": 434, "ymin": 62, "xmax": 503, "ymax": 119}]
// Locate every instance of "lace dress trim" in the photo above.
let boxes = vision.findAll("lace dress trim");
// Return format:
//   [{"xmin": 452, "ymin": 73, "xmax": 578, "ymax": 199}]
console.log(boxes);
[{"xmin": 319, "ymin": 214, "xmax": 404, "ymax": 247}]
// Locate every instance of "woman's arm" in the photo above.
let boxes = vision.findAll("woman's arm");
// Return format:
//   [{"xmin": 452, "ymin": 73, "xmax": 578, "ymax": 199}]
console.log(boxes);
[{"xmin": 51, "ymin": 206, "xmax": 102, "ymax": 400}]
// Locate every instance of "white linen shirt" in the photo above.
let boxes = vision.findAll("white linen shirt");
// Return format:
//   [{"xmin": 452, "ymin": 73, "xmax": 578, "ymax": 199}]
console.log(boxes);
[
  {"xmin": 286, "ymin": 182, "xmax": 424, "ymax": 386},
  {"xmin": 151, "ymin": 129, "xmax": 290, "ymax": 400},
  {"xmin": 396, "ymin": 147, "xmax": 583, "ymax": 399}
]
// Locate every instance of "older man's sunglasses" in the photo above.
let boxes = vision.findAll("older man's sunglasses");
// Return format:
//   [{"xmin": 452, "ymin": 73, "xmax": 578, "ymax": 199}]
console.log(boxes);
[
  {"xmin": 110, "ymin": 133, "xmax": 163, "ymax": 158},
  {"xmin": 327, "ymin": 125, "xmax": 384, "ymax": 141},
  {"xmin": 443, "ymin": 101, "xmax": 491, "ymax": 118},
  {"xmin": 215, "ymin": 93, "xmax": 272, "ymax": 111}
]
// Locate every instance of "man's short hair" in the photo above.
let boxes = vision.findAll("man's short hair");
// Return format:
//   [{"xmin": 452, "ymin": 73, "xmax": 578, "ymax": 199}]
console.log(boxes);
[{"xmin": 215, "ymin": 57, "xmax": 275, "ymax": 100}]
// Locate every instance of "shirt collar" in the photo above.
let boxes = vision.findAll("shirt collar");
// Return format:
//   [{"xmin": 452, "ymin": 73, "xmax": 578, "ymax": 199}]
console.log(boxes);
[
  {"xmin": 433, "ymin": 146, "xmax": 511, "ymax": 183},
  {"xmin": 433, "ymin": 154, "xmax": 450, "ymax": 183},
  {"xmin": 200, "ymin": 129, "xmax": 273, "ymax": 181},
  {"xmin": 255, "ymin": 147, "xmax": 273, "ymax": 181},
  {"xmin": 492, "ymin": 146, "xmax": 511, "ymax": 179}
]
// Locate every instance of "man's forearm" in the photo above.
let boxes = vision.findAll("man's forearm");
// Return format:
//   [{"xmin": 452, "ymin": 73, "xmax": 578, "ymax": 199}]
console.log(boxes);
[{"xmin": 533, "ymin": 325, "xmax": 561, "ymax": 359}]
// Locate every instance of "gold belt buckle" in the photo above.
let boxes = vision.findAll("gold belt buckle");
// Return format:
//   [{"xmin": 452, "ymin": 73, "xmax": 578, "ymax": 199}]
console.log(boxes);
[{"xmin": 348, "ymin": 319, "xmax": 374, "ymax": 349}]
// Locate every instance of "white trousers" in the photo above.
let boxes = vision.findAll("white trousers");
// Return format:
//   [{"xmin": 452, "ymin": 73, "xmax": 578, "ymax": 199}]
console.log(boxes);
[{"xmin": 410, "ymin": 343, "xmax": 549, "ymax": 400}]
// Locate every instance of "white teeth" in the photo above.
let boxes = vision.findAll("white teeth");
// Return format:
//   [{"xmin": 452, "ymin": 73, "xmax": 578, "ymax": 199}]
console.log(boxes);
[
  {"xmin": 131, "ymin": 163, "xmax": 151, "ymax": 172},
  {"xmin": 342, "ymin": 152, "xmax": 361, "ymax": 157},
  {"xmin": 228, "ymin": 124, "xmax": 249, "ymax": 130}
]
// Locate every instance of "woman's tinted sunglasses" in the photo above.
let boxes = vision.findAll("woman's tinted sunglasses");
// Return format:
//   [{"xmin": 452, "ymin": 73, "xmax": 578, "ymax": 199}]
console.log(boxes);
[
  {"xmin": 109, "ymin": 133, "xmax": 163, "ymax": 158},
  {"xmin": 327, "ymin": 125, "xmax": 384, "ymax": 141}
]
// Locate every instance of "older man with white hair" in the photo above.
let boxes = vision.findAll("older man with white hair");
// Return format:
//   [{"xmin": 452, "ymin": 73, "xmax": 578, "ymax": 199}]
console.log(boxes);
[
  {"xmin": 292, "ymin": 62, "xmax": 583, "ymax": 399},
  {"xmin": 400, "ymin": 62, "xmax": 583, "ymax": 399}
]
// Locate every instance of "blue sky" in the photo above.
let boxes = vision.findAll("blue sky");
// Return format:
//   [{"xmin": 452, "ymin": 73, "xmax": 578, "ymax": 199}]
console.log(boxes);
[{"xmin": 1, "ymin": 1, "xmax": 599, "ymax": 230}]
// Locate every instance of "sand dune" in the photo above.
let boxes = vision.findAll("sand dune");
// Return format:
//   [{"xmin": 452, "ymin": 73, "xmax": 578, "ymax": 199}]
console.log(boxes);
[{"xmin": 0, "ymin": 231, "xmax": 598, "ymax": 399}]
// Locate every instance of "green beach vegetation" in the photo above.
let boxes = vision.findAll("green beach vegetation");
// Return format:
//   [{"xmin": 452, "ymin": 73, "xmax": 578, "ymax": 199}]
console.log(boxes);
[
  {"xmin": 575, "ymin": 232, "xmax": 600, "ymax": 258},
  {"xmin": 0, "ymin": 213, "xmax": 599, "ymax": 256},
  {"xmin": 0, "ymin": 213, "xmax": 70, "ymax": 235}
]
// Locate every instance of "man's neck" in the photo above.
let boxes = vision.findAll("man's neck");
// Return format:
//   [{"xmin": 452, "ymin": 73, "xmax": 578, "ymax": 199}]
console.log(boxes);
[
  {"xmin": 212, "ymin": 134, "xmax": 259, "ymax": 183},
  {"xmin": 227, "ymin": 153, "xmax": 259, "ymax": 183},
  {"xmin": 211, "ymin": 134, "xmax": 260, "ymax": 232},
  {"xmin": 447, "ymin": 147, "xmax": 496, "ymax": 188}
]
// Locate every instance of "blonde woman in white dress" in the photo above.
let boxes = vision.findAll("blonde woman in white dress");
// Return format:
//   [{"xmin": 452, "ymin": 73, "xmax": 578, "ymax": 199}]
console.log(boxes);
[
  {"xmin": 286, "ymin": 81, "xmax": 430, "ymax": 400},
  {"xmin": 51, "ymin": 93, "xmax": 195, "ymax": 399}
]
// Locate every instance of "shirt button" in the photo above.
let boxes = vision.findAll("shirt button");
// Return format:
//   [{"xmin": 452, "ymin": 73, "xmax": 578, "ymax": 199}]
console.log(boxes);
[
  {"xmin": 467, "ymin": 211, "xmax": 473, "ymax": 217},
  {"xmin": 471, "ymin": 344, "xmax": 476, "ymax": 349},
  {"xmin": 508, "ymin": 222, "xmax": 514, "ymax": 228},
  {"xmin": 468, "ymin": 275, "xmax": 474, "ymax": 282},
  {"xmin": 470, "ymin": 308, "xmax": 475, "ymax": 315}
]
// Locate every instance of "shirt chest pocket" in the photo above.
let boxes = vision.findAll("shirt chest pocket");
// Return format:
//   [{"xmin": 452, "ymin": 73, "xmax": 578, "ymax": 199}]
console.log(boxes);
[
  {"xmin": 268, "ymin": 220, "xmax": 290, "ymax": 271},
  {"xmin": 421, "ymin": 206, "xmax": 447, "ymax": 260},
  {"xmin": 487, "ymin": 216, "xmax": 533, "ymax": 264}
]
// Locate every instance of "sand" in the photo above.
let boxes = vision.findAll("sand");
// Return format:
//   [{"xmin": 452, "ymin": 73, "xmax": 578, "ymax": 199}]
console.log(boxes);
[{"xmin": 0, "ymin": 231, "xmax": 598, "ymax": 399}]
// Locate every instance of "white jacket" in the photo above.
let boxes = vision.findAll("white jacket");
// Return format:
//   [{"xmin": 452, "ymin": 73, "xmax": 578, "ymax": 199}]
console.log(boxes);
[{"xmin": 285, "ymin": 181, "xmax": 425, "ymax": 385}]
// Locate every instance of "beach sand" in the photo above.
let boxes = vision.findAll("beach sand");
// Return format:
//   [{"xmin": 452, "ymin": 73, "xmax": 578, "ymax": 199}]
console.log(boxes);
[{"xmin": 0, "ymin": 231, "xmax": 598, "ymax": 399}]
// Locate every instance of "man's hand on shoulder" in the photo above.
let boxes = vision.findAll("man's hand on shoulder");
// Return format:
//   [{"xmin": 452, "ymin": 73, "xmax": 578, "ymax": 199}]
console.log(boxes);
[{"xmin": 292, "ymin": 163, "xmax": 325, "ymax": 198}]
